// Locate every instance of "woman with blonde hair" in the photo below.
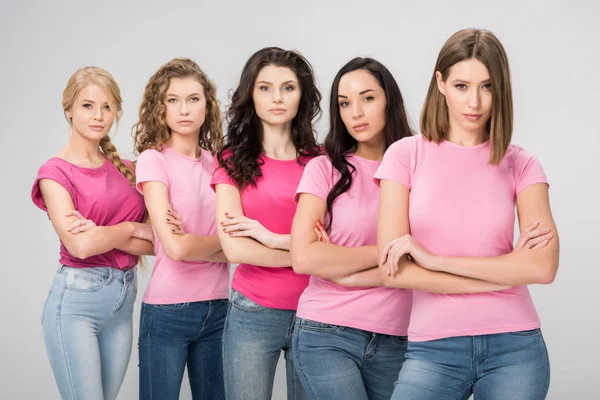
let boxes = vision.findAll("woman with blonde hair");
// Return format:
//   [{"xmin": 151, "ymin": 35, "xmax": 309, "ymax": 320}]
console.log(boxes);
[
  {"xmin": 133, "ymin": 58, "xmax": 229, "ymax": 400},
  {"xmin": 376, "ymin": 28, "xmax": 558, "ymax": 399},
  {"xmin": 32, "ymin": 67, "xmax": 154, "ymax": 400}
]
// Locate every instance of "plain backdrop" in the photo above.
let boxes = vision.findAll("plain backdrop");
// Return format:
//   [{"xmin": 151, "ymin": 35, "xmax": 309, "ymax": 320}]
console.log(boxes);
[{"xmin": 1, "ymin": 0, "xmax": 598, "ymax": 399}]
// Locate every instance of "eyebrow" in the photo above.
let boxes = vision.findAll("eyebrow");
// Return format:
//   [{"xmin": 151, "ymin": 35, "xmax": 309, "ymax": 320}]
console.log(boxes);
[
  {"xmin": 82, "ymin": 99, "xmax": 95, "ymax": 103},
  {"xmin": 256, "ymin": 80, "xmax": 298, "ymax": 85},
  {"xmin": 166, "ymin": 93, "xmax": 202, "ymax": 97},
  {"xmin": 338, "ymin": 88, "xmax": 375, "ymax": 98},
  {"xmin": 451, "ymin": 79, "xmax": 491, "ymax": 84}
]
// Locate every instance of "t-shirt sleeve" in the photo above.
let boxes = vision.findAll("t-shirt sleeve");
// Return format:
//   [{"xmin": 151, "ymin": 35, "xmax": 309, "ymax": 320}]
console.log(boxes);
[
  {"xmin": 514, "ymin": 148, "xmax": 548, "ymax": 195},
  {"xmin": 374, "ymin": 137, "xmax": 414, "ymax": 189},
  {"xmin": 135, "ymin": 150, "xmax": 169, "ymax": 194},
  {"xmin": 210, "ymin": 152, "xmax": 237, "ymax": 191},
  {"xmin": 31, "ymin": 160, "xmax": 75, "ymax": 212},
  {"xmin": 294, "ymin": 156, "xmax": 332, "ymax": 204}
]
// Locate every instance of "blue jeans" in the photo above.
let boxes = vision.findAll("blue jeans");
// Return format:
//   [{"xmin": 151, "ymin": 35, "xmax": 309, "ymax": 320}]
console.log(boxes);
[
  {"xmin": 42, "ymin": 266, "xmax": 137, "ymax": 400},
  {"xmin": 223, "ymin": 289, "xmax": 307, "ymax": 400},
  {"xmin": 138, "ymin": 299, "xmax": 228, "ymax": 400},
  {"xmin": 391, "ymin": 329, "xmax": 551, "ymax": 399},
  {"xmin": 293, "ymin": 318, "xmax": 408, "ymax": 400}
]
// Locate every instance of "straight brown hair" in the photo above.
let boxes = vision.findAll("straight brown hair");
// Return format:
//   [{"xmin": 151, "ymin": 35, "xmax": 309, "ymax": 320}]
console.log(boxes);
[{"xmin": 421, "ymin": 28, "xmax": 513, "ymax": 164}]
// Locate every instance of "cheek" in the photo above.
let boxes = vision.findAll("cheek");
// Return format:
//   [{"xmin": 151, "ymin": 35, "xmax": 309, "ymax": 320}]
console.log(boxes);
[
  {"xmin": 339, "ymin": 108, "xmax": 352, "ymax": 129},
  {"xmin": 444, "ymin": 91, "xmax": 463, "ymax": 114}
]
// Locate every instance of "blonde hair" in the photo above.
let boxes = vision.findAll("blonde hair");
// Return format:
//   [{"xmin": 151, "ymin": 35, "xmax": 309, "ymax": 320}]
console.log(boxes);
[
  {"xmin": 62, "ymin": 67, "xmax": 136, "ymax": 185},
  {"xmin": 132, "ymin": 58, "xmax": 223, "ymax": 156},
  {"xmin": 421, "ymin": 28, "xmax": 513, "ymax": 164}
]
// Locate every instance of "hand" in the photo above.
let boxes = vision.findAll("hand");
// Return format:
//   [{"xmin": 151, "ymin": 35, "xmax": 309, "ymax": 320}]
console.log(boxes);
[
  {"xmin": 513, "ymin": 221, "xmax": 553, "ymax": 251},
  {"xmin": 380, "ymin": 234, "xmax": 438, "ymax": 276},
  {"xmin": 314, "ymin": 219, "xmax": 330, "ymax": 243},
  {"xmin": 221, "ymin": 212, "xmax": 278, "ymax": 248},
  {"xmin": 166, "ymin": 207, "xmax": 185, "ymax": 235},
  {"xmin": 65, "ymin": 210, "xmax": 97, "ymax": 234},
  {"xmin": 131, "ymin": 222, "xmax": 154, "ymax": 243}
]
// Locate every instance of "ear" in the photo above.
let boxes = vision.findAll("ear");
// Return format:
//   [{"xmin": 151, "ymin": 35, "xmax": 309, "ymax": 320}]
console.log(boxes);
[
  {"xmin": 65, "ymin": 110, "xmax": 72, "ymax": 121},
  {"xmin": 435, "ymin": 71, "xmax": 446, "ymax": 96}
]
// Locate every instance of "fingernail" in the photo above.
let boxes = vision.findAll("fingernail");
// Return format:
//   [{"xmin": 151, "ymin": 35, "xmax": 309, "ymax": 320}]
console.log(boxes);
[
  {"xmin": 228, "ymin": 233, "xmax": 232, "ymax": 236},
  {"xmin": 167, "ymin": 209, "xmax": 171, "ymax": 212},
  {"xmin": 167, "ymin": 218, "xmax": 171, "ymax": 221},
  {"xmin": 542, "ymin": 228, "xmax": 551, "ymax": 232},
  {"xmin": 171, "ymin": 229, "xmax": 175, "ymax": 232},
  {"xmin": 220, "ymin": 222, "xmax": 224, "ymax": 226},
  {"xmin": 225, "ymin": 212, "xmax": 229, "ymax": 216}
]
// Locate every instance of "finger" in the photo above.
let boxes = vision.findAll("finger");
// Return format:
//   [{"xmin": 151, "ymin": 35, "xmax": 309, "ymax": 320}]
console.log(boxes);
[
  {"xmin": 523, "ymin": 221, "xmax": 540, "ymax": 233},
  {"xmin": 229, "ymin": 230, "xmax": 253, "ymax": 237},
  {"xmin": 223, "ymin": 223, "xmax": 248, "ymax": 233},
  {"xmin": 66, "ymin": 220, "xmax": 85, "ymax": 232},
  {"xmin": 314, "ymin": 226, "xmax": 323, "ymax": 241},
  {"xmin": 224, "ymin": 212, "xmax": 241, "ymax": 220},
  {"xmin": 65, "ymin": 210, "xmax": 84, "ymax": 219},
  {"xmin": 320, "ymin": 227, "xmax": 331, "ymax": 243},
  {"xmin": 533, "ymin": 239, "xmax": 550, "ymax": 249},
  {"xmin": 167, "ymin": 210, "xmax": 182, "ymax": 220},
  {"xmin": 524, "ymin": 233, "xmax": 553, "ymax": 249},
  {"xmin": 515, "ymin": 227, "xmax": 551, "ymax": 249},
  {"xmin": 77, "ymin": 223, "xmax": 95, "ymax": 233},
  {"xmin": 380, "ymin": 240, "xmax": 398, "ymax": 265},
  {"xmin": 221, "ymin": 218, "xmax": 240, "ymax": 227}
]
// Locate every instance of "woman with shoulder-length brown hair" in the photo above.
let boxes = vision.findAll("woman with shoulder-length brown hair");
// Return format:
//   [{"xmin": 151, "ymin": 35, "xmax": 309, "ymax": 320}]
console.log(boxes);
[
  {"xmin": 375, "ymin": 28, "xmax": 558, "ymax": 399},
  {"xmin": 133, "ymin": 58, "xmax": 229, "ymax": 400}
]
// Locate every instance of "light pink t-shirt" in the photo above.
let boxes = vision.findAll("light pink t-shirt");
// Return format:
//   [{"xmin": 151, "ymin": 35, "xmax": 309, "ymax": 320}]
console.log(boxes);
[
  {"xmin": 211, "ymin": 152, "xmax": 313, "ymax": 310},
  {"xmin": 136, "ymin": 147, "xmax": 229, "ymax": 304},
  {"xmin": 32, "ymin": 157, "xmax": 146, "ymax": 269},
  {"xmin": 374, "ymin": 135, "xmax": 548, "ymax": 341},
  {"xmin": 294, "ymin": 154, "xmax": 412, "ymax": 336}
]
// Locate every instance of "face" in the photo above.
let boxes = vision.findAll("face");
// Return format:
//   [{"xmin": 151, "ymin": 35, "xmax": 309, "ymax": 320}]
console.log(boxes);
[
  {"xmin": 252, "ymin": 65, "xmax": 301, "ymax": 126},
  {"xmin": 337, "ymin": 69, "xmax": 387, "ymax": 146},
  {"xmin": 65, "ymin": 84, "xmax": 115, "ymax": 140},
  {"xmin": 164, "ymin": 77, "xmax": 206, "ymax": 136},
  {"xmin": 437, "ymin": 58, "xmax": 492, "ymax": 136}
]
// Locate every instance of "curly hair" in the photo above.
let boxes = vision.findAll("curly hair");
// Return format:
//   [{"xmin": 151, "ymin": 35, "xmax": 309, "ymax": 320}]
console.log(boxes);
[
  {"xmin": 132, "ymin": 58, "xmax": 223, "ymax": 156},
  {"xmin": 62, "ymin": 66, "xmax": 135, "ymax": 186},
  {"xmin": 216, "ymin": 47, "xmax": 321, "ymax": 189}
]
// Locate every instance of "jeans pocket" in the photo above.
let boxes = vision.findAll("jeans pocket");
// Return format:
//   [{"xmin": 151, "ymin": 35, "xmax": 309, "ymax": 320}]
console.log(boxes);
[
  {"xmin": 505, "ymin": 328, "xmax": 542, "ymax": 337},
  {"xmin": 155, "ymin": 302, "xmax": 190, "ymax": 310},
  {"xmin": 393, "ymin": 335, "xmax": 409, "ymax": 345},
  {"xmin": 297, "ymin": 318, "xmax": 342, "ymax": 333},
  {"xmin": 230, "ymin": 290, "xmax": 265, "ymax": 312},
  {"xmin": 64, "ymin": 268, "xmax": 105, "ymax": 292}
]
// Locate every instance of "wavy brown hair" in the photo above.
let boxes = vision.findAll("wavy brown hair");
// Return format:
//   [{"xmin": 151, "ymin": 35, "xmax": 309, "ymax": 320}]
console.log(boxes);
[
  {"xmin": 62, "ymin": 67, "xmax": 135, "ymax": 186},
  {"xmin": 132, "ymin": 58, "xmax": 223, "ymax": 156},
  {"xmin": 421, "ymin": 28, "xmax": 513, "ymax": 164},
  {"xmin": 216, "ymin": 47, "xmax": 321, "ymax": 189}
]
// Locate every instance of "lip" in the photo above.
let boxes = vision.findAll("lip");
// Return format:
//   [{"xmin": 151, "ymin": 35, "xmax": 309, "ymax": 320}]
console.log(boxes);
[
  {"xmin": 269, "ymin": 108, "xmax": 286, "ymax": 114},
  {"xmin": 89, "ymin": 125, "xmax": 105, "ymax": 132},
  {"xmin": 177, "ymin": 120, "xmax": 194, "ymax": 125},
  {"xmin": 352, "ymin": 123, "xmax": 369, "ymax": 132},
  {"xmin": 463, "ymin": 113, "xmax": 482, "ymax": 121}
]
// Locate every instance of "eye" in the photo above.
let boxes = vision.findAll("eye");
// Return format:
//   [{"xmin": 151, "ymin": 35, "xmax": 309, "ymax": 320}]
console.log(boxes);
[
  {"xmin": 455, "ymin": 84, "xmax": 467, "ymax": 90},
  {"xmin": 190, "ymin": 97, "xmax": 200, "ymax": 102},
  {"xmin": 282, "ymin": 85, "xmax": 295, "ymax": 91},
  {"xmin": 259, "ymin": 85, "xmax": 270, "ymax": 92},
  {"xmin": 339, "ymin": 101, "xmax": 349, "ymax": 108},
  {"xmin": 363, "ymin": 96, "xmax": 374, "ymax": 102},
  {"xmin": 82, "ymin": 103, "xmax": 92, "ymax": 109},
  {"xmin": 482, "ymin": 83, "xmax": 492, "ymax": 91},
  {"xmin": 103, "ymin": 105, "xmax": 111, "ymax": 111},
  {"xmin": 167, "ymin": 98, "xmax": 178, "ymax": 103}
]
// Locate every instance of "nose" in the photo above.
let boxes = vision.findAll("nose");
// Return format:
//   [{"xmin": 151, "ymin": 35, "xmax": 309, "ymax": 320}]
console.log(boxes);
[
  {"xmin": 94, "ymin": 106, "xmax": 104, "ymax": 121},
  {"xmin": 468, "ymin": 88, "xmax": 481, "ymax": 109},
  {"xmin": 351, "ymin": 102, "xmax": 364, "ymax": 119},
  {"xmin": 272, "ymin": 89, "xmax": 283, "ymax": 104},
  {"xmin": 179, "ymin": 101, "xmax": 189, "ymax": 115}
]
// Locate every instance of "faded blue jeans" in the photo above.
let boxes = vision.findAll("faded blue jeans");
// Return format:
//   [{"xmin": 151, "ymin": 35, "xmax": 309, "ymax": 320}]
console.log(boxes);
[
  {"xmin": 41, "ymin": 265, "xmax": 137, "ymax": 400},
  {"xmin": 293, "ymin": 317, "xmax": 408, "ymax": 400},
  {"xmin": 391, "ymin": 329, "xmax": 551, "ymax": 399},
  {"xmin": 138, "ymin": 299, "xmax": 228, "ymax": 400},
  {"xmin": 222, "ymin": 289, "xmax": 308, "ymax": 400}
]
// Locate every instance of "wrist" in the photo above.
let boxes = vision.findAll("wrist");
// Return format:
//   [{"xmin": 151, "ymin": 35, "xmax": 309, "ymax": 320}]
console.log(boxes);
[{"xmin": 432, "ymin": 255, "xmax": 447, "ymax": 272}]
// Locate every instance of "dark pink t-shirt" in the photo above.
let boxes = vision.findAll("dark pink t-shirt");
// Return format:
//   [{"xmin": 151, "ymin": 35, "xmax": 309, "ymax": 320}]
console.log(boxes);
[
  {"xmin": 211, "ymin": 152, "xmax": 313, "ymax": 310},
  {"xmin": 374, "ymin": 135, "xmax": 548, "ymax": 341},
  {"xmin": 32, "ymin": 157, "xmax": 146, "ymax": 269}
]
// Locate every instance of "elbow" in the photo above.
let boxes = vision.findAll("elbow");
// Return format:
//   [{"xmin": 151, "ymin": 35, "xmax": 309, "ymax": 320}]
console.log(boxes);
[
  {"xmin": 536, "ymin": 263, "xmax": 558, "ymax": 285},
  {"xmin": 291, "ymin": 252, "xmax": 311, "ymax": 275},
  {"xmin": 164, "ymin": 245, "xmax": 184, "ymax": 262},
  {"xmin": 67, "ymin": 240, "xmax": 92, "ymax": 260},
  {"xmin": 221, "ymin": 246, "xmax": 241, "ymax": 265}
]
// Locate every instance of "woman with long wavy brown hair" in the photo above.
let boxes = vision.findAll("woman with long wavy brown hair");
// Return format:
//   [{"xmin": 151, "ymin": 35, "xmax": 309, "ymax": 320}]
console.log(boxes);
[
  {"xmin": 133, "ymin": 58, "xmax": 229, "ymax": 400},
  {"xmin": 211, "ymin": 47, "xmax": 321, "ymax": 400}
]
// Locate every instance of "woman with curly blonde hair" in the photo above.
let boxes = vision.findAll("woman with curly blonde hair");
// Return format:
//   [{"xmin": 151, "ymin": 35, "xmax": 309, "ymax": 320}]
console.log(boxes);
[
  {"xmin": 133, "ymin": 58, "xmax": 229, "ymax": 400},
  {"xmin": 31, "ymin": 67, "xmax": 154, "ymax": 400}
]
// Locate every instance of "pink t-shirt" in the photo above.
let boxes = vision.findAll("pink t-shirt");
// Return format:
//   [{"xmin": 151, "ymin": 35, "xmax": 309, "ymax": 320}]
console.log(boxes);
[
  {"xmin": 294, "ymin": 154, "xmax": 412, "ymax": 336},
  {"xmin": 31, "ymin": 157, "xmax": 146, "ymax": 269},
  {"xmin": 136, "ymin": 147, "xmax": 229, "ymax": 304},
  {"xmin": 211, "ymin": 152, "xmax": 313, "ymax": 310},
  {"xmin": 374, "ymin": 135, "xmax": 548, "ymax": 341}
]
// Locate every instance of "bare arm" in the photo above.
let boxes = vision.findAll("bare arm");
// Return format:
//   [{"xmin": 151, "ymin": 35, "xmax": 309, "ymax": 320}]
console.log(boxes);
[
  {"xmin": 40, "ymin": 179, "xmax": 137, "ymax": 259},
  {"xmin": 115, "ymin": 238, "xmax": 154, "ymax": 256},
  {"xmin": 330, "ymin": 267, "xmax": 384, "ymax": 287},
  {"xmin": 290, "ymin": 193, "xmax": 378, "ymax": 279},
  {"xmin": 142, "ymin": 181, "xmax": 222, "ymax": 262},
  {"xmin": 430, "ymin": 183, "xmax": 559, "ymax": 285},
  {"xmin": 215, "ymin": 184, "xmax": 291, "ymax": 267},
  {"xmin": 378, "ymin": 180, "xmax": 509, "ymax": 293}
]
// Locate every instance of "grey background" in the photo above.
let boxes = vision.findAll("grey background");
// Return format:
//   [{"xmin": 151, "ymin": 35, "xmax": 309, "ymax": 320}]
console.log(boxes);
[{"xmin": 1, "ymin": 0, "xmax": 598, "ymax": 398}]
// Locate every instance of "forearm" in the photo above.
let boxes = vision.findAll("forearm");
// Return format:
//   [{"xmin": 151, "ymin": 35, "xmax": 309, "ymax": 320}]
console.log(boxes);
[
  {"xmin": 293, "ymin": 244, "xmax": 377, "ymax": 279},
  {"xmin": 332, "ymin": 266, "xmax": 383, "ymax": 287},
  {"xmin": 70, "ymin": 223, "xmax": 135, "ymax": 259},
  {"xmin": 221, "ymin": 236, "xmax": 291, "ymax": 267},
  {"xmin": 173, "ymin": 234, "xmax": 223, "ymax": 262},
  {"xmin": 270, "ymin": 234, "xmax": 291, "ymax": 250},
  {"xmin": 384, "ymin": 258, "xmax": 509, "ymax": 293},
  {"xmin": 115, "ymin": 237, "xmax": 154, "ymax": 256},
  {"xmin": 203, "ymin": 250, "xmax": 229, "ymax": 263},
  {"xmin": 435, "ymin": 248, "xmax": 558, "ymax": 285}
]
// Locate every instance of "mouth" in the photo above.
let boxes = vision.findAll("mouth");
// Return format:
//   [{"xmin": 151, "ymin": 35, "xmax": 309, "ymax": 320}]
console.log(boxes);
[
  {"xmin": 353, "ymin": 123, "xmax": 369, "ymax": 131},
  {"xmin": 89, "ymin": 125, "xmax": 105, "ymax": 132},
  {"xmin": 177, "ymin": 120, "xmax": 194, "ymax": 125},
  {"xmin": 463, "ymin": 113, "xmax": 482, "ymax": 121},
  {"xmin": 269, "ymin": 108, "xmax": 286, "ymax": 114}
]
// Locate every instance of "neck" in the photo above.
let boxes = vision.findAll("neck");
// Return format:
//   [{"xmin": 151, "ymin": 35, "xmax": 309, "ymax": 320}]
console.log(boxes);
[
  {"xmin": 261, "ymin": 122, "xmax": 296, "ymax": 159},
  {"xmin": 446, "ymin": 123, "xmax": 487, "ymax": 147},
  {"xmin": 355, "ymin": 137, "xmax": 385, "ymax": 161},
  {"xmin": 62, "ymin": 130, "xmax": 105, "ymax": 166},
  {"xmin": 166, "ymin": 131, "xmax": 201, "ymax": 158}
]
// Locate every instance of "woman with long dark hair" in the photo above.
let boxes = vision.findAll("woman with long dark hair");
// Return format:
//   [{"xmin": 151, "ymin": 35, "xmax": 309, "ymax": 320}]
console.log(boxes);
[{"xmin": 211, "ymin": 47, "xmax": 321, "ymax": 400}]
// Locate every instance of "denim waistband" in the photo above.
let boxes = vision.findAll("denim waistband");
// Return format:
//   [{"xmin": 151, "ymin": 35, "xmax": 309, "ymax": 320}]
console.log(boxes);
[{"xmin": 59, "ymin": 265, "xmax": 136, "ymax": 284}]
